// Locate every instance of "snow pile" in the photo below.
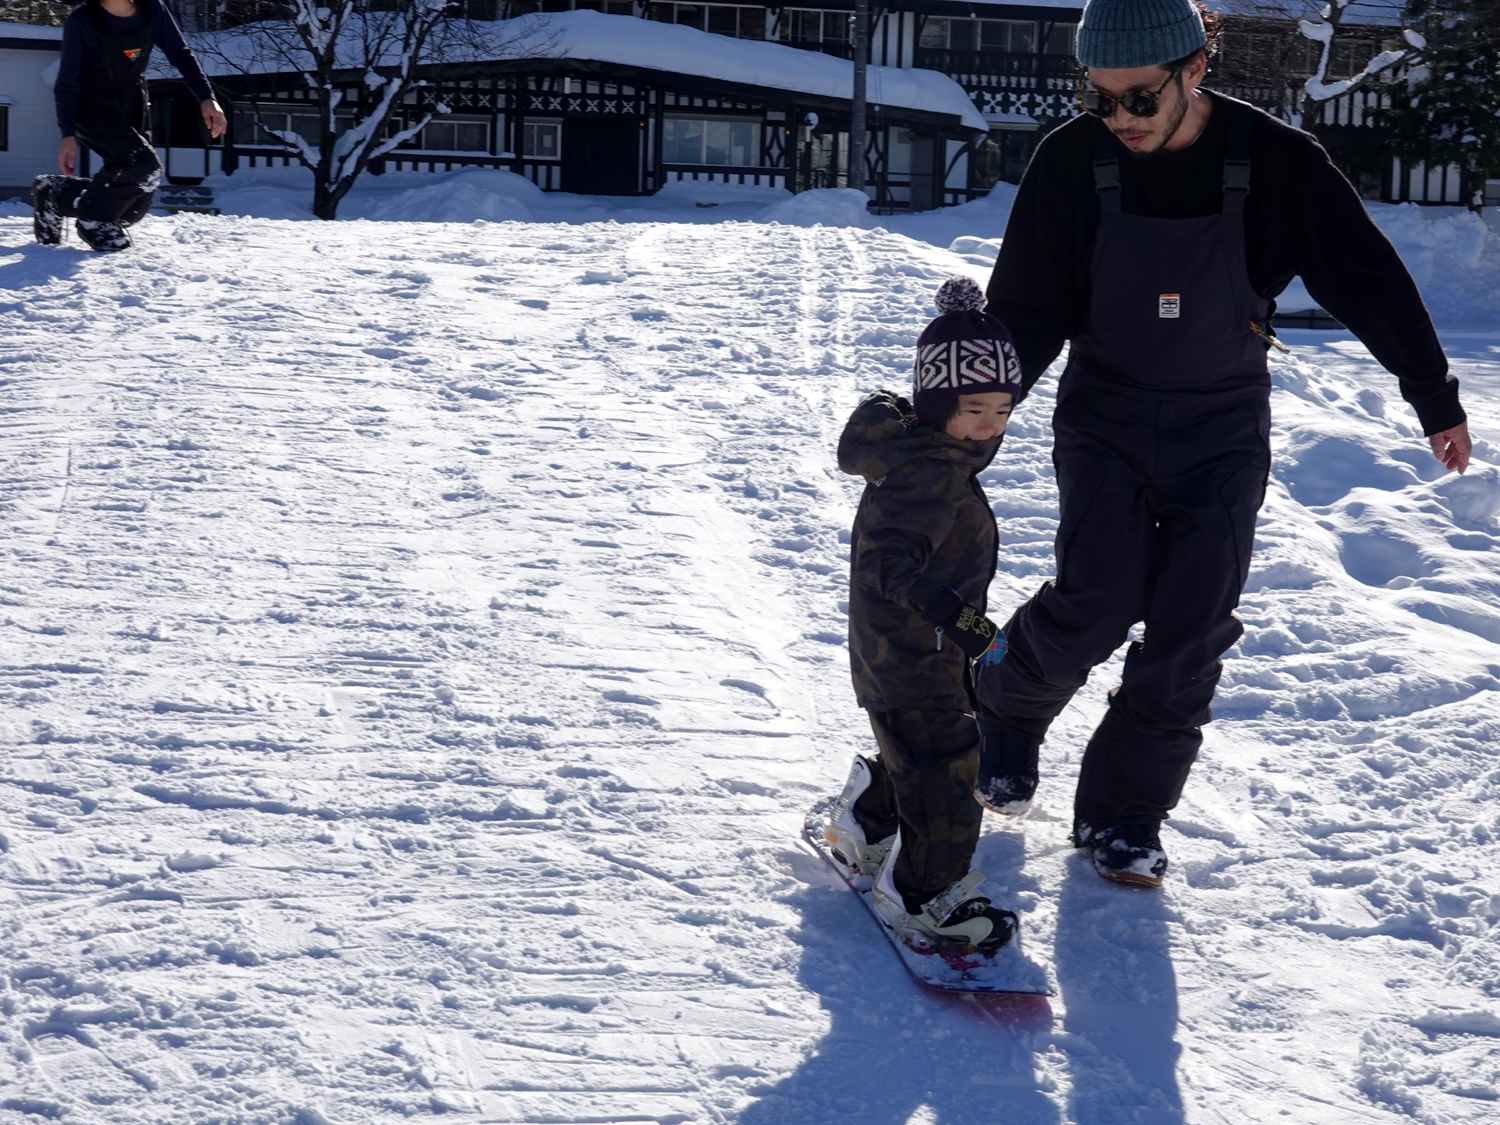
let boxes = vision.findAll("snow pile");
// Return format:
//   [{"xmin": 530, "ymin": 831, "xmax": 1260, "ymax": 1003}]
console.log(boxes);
[
  {"xmin": 757, "ymin": 187, "xmax": 876, "ymax": 228},
  {"xmin": 354, "ymin": 169, "xmax": 541, "ymax": 224},
  {"xmin": 652, "ymin": 179, "xmax": 791, "ymax": 207},
  {"xmin": 0, "ymin": 208, "xmax": 1497, "ymax": 1124},
  {"xmin": 1367, "ymin": 202, "xmax": 1500, "ymax": 328}
]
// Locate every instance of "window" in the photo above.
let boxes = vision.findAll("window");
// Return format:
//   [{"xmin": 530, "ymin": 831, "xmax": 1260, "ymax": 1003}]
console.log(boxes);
[
  {"xmin": 662, "ymin": 117, "xmax": 759, "ymax": 166},
  {"xmin": 780, "ymin": 8, "xmax": 847, "ymax": 45},
  {"xmin": 1044, "ymin": 23, "xmax": 1077, "ymax": 56},
  {"xmin": 648, "ymin": 3, "xmax": 765, "ymax": 38},
  {"xmin": 523, "ymin": 119, "xmax": 562, "ymax": 159},
  {"xmin": 923, "ymin": 18, "xmax": 1035, "ymax": 52},
  {"xmin": 420, "ymin": 116, "xmax": 490, "ymax": 152},
  {"xmin": 236, "ymin": 106, "xmax": 348, "ymax": 146}
]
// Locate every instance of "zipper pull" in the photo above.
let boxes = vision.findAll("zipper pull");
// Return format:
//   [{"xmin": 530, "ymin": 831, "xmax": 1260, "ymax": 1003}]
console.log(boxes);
[{"xmin": 935, "ymin": 626, "xmax": 944, "ymax": 651}]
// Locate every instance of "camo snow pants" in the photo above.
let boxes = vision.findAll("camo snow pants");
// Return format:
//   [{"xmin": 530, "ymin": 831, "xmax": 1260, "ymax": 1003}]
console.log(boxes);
[{"xmin": 856, "ymin": 709, "xmax": 982, "ymax": 913}]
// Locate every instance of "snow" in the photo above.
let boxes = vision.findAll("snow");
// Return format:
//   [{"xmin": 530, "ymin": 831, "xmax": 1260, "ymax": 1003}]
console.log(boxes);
[
  {"xmin": 0, "ymin": 188, "xmax": 1498, "ymax": 1124},
  {"xmin": 0, "ymin": 20, "xmax": 63, "ymax": 42}
]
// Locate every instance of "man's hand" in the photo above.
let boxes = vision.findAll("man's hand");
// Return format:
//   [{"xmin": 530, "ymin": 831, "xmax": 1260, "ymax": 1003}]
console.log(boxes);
[
  {"xmin": 1429, "ymin": 422, "xmax": 1472, "ymax": 475},
  {"xmin": 58, "ymin": 136, "xmax": 77, "ymax": 176},
  {"xmin": 201, "ymin": 99, "xmax": 227, "ymax": 139}
]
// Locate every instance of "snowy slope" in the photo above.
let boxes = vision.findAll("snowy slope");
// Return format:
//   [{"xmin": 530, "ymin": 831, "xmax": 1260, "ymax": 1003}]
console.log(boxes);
[{"xmin": 0, "ymin": 212, "xmax": 1497, "ymax": 1125}]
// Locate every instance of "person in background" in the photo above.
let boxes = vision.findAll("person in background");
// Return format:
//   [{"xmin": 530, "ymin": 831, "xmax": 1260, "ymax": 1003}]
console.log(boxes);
[{"xmin": 33, "ymin": 0, "xmax": 225, "ymax": 252}]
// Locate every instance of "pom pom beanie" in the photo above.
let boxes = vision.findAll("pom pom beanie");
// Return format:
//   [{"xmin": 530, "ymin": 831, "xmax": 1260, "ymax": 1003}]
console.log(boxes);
[{"xmin": 912, "ymin": 276, "xmax": 1023, "ymax": 429}]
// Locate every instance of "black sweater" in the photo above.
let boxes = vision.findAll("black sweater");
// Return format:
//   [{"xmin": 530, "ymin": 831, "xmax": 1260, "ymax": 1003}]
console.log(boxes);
[
  {"xmin": 986, "ymin": 91, "xmax": 1464, "ymax": 436},
  {"xmin": 55, "ymin": 0, "xmax": 214, "ymax": 138}
]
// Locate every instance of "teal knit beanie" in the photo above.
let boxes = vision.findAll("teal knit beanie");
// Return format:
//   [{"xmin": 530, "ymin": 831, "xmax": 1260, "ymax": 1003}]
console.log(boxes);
[{"xmin": 1076, "ymin": 0, "xmax": 1206, "ymax": 69}]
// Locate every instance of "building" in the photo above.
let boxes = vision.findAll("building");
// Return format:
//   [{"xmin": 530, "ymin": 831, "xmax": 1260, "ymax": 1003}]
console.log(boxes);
[{"xmin": 0, "ymin": 21, "xmax": 63, "ymax": 200}]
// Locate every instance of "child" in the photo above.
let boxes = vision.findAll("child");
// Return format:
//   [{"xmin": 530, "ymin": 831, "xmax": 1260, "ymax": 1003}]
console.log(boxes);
[{"xmin": 820, "ymin": 276, "xmax": 1024, "ymax": 954}]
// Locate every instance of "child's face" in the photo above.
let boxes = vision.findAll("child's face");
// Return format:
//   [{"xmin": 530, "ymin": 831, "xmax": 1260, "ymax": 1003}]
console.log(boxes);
[{"xmin": 944, "ymin": 392, "xmax": 1014, "ymax": 442}]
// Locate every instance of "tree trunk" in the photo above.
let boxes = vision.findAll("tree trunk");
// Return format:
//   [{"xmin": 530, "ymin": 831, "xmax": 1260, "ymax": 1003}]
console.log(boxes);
[{"xmin": 1469, "ymin": 170, "xmax": 1487, "ymax": 214}]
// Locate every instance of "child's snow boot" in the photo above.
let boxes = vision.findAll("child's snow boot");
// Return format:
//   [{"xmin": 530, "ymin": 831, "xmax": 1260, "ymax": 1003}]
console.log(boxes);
[
  {"xmin": 872, "ymin": 833, "xmax": 1017, "ymax": 954},
  {"xmin": 820, "ymin": 755, "xmax": 896, "ymax": 876},
  {"xmin": 32, "ymin": 175, "xmax": 67, "ymax": 245},
  {"xmin": 76, "ymin": 218, "xmax": 131, "ymax": 253},
  {"xmin": 974, "ymin": 716, "xmax": 1040, "ymax": 816},
  {"xmin": 1075, "ymin": 822, "xmax": 1168, "ymax": 887}
]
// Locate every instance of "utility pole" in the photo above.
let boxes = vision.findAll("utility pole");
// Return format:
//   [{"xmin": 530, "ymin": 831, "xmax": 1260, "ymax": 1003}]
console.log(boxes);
[{"xmin": 849, "ymin": 0, "xmax": 868, "ymax": 191}]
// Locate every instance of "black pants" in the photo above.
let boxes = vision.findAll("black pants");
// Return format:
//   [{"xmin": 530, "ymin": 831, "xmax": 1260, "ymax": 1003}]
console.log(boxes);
[
  {"xmin": 976, "ymin": 380, "xmax": 1270, "ymax": 829},
  {"xmin": 858, "ymin": 709, "xmax": 982, "ymax": 912},
  {"xmin": 59, "ymin": 109, "xmax": 161, "ymax": 228}
]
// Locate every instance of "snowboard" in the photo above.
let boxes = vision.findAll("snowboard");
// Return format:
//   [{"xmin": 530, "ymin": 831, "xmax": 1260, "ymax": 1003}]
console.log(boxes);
[{"xmin": 803, "ymin": 799, "xmax": 1053, "ymax": 996}]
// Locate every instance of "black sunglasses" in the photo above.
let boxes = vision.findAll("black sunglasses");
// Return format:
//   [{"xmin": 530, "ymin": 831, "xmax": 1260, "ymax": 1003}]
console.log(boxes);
[{"xmin": 1076, "ymin": 67, "xmax": 1182, "ymax": 119}]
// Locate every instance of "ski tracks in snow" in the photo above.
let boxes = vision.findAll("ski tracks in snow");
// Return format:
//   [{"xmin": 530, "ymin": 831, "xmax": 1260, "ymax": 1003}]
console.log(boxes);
[{"xmin": 0, "ymin": 215, "xmax": 1497, "ymax": 1124}]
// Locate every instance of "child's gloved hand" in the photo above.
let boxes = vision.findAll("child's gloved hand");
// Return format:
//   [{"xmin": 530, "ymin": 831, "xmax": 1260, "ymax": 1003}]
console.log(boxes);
[
  {"xmin": 924, "ymin": 589, "xmax": 1002, "ymax": 660},
  {"xmin": 974, "ymin": 631, "xmax": 1008, "ymax": 666}
]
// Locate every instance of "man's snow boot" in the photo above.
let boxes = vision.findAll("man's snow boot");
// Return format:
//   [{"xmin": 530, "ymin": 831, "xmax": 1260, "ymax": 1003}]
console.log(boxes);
[
  {"xmin": 1076, "ymin": 822, "xmax": 1168, "ymax": 887},
  {"xmin": 872, "ymin": 833, "xmax": 1017, "ymax": 954},
  {"xmin": 974, "ymin": 716, "xmax": 1040, "ymax": 816},
  {"xmin": 76, "ymin": 219, "xmax": 131, "ymax": 253},
  {"xmin": 32, "ymin": 176, "xmax": 67, "ymax": 245},
  {"xmin": 821, "ymin": 755, "xmax": 896, "ymax": 876}
]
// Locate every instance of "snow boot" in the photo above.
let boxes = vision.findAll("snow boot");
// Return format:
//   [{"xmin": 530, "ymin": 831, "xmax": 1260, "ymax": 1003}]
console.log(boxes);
[
  {"xmin": 76, "ymin": 218, "xmax": 131, "ymax": 253},
  {"xmin": 820, "ymin": 755, "xmax": 896, "ymax": 876},
  {"xmin": 974, "ymin": 716, "xmax": 1040, "ymax": 816},
  {"xmin": 31, "ymin": 175, "xmax": 67, "ymax": 245},
  {"xmin": 1076, "ymin": 822, "xmax": 1168, "ymax": 888},
  {"xmin": 872, "ymin": 832, "xmax": 1017, "ymax": 954}
]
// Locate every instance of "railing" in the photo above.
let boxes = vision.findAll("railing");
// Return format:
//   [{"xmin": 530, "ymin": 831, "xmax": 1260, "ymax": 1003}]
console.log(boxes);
[
  {"xmin": 914, "ymin": 49, "xmax": 1078, "ymax": 81},
  {"xmin": 660, "ymin": 163, "xmax": 787, "ymax": 188}
]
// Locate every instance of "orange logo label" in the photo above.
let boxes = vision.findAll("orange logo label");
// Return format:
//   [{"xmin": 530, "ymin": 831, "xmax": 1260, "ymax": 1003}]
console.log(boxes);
[{"xmin": 123, "ymin": 48, "xmax": 143, "ymax": 59}]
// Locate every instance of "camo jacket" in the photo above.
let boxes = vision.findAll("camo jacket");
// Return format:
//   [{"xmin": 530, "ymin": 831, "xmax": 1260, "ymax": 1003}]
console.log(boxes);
[{"xmin": 840, "ymin": 390, "xmax": 1002, "ymax": 712}]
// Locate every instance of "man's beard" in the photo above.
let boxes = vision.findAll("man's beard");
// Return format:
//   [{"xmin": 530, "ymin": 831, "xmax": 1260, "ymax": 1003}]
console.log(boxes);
[{"xmin": 1114, "ymin": 75, "xmax": 1190, "ymax": 158}]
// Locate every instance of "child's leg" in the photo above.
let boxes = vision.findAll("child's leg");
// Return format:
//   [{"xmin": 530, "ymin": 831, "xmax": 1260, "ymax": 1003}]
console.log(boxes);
[{"xmin": 868, "ymin": 709, "xmax": 982, "ymax": 912}]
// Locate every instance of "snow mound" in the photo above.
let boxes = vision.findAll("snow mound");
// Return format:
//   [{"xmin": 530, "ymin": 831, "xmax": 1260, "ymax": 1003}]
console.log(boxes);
[
  {"xmin": 949, "ymin": 234, "xmax": 1002, "ymax": 265},
  {"xmin": 757, "ymin": 187, "xmax": 875, "ymax": 229},
  {"xmin": 1367, "ymin": 202, "xmax": 1500, "ymax": 328},
  {"xmin": 947, "ymin": 180, "xmax": 1020, "ymax": 218},
  {"xmin": 653, "ymin": 179, "xmax": 792, "ymax": 207},
  {"xmin": 355, "ymin": 179, "xmax": 534, "ymax": 224}
]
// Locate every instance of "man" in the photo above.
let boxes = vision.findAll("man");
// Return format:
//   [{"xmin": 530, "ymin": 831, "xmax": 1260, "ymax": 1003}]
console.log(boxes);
[
  {"xmin": 974, "ymin": 0, "xmax": 1472, "ymax": 887},
  {"xmin": 33, "ymin": 0, "xmax": 226, "ymax": 252}
]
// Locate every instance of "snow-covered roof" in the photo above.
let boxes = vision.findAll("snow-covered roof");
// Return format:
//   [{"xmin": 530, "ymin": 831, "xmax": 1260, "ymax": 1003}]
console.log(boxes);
[
  {"xmin": 174, "ymin": 12, "xmax": 987, "ymax": 133},
  {"xmin": 1206, "ymin": 0, "xmax": 1404, "ymax": 25},
  {"xmin": 539, "ymin": 11, "xmax": 987, "ymax": 131},
  {"xmin": 0, "ymin": 20, "xmax": 65, "ymax": 43}
]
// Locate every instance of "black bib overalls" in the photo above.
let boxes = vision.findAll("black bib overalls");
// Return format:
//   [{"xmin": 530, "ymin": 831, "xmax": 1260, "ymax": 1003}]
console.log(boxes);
[
  {"xmin": 59, "ymin": 4, "xmax": 163, "ymax": 229},
  {"xmin": 977, "ymin": 101, "xmax": 1273, "ymax": 832}
]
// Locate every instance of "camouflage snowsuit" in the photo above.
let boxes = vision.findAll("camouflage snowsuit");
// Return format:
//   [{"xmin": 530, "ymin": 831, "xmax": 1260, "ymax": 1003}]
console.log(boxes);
[{"xmin": 839, "ymin": 391, "xmax": 1002, "ymax": 909}]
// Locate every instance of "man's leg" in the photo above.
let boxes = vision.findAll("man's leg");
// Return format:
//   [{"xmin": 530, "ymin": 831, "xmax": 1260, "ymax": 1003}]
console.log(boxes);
[
  {"xmin": 1073, "ymin": 399, "xmax": 1272, "ymax": 830},
  {"xmin": 870, "ymin": 709, "xmax": 982, "ymax": 911},
  {"xmin": 976, "ymin": 402, "xmax": 1155, "ymax": 748}
]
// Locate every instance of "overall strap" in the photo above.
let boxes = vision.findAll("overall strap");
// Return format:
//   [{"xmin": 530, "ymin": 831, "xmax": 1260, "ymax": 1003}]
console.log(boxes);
[
  {"xmin": 1222, "ymin": 103, "xmax": 1251, "ymax": 216},
  {"xmin": 1091, "ymin": 121, "xmax": 1122, "ymax": 215}
]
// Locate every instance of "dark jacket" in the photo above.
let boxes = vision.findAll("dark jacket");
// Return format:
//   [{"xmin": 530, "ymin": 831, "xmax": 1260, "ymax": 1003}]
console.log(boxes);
[
  {"xmin": 987, "ymin": 91, "xmax": 1463, "ymax": 435},
  {"xmin": 841, "ymin": 391, "xmax": 1002, "ymax": 712},
  {"xmin": 56, "ymin": 0, "xmax": 214, "ymax": 138}
]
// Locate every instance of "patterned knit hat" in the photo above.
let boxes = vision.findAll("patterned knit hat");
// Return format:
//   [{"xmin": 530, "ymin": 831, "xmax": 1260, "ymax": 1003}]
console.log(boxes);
[{"xmin": 912, "ymin": 277, "xmax": 1023, "ymax": 429}]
